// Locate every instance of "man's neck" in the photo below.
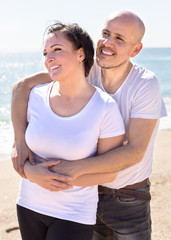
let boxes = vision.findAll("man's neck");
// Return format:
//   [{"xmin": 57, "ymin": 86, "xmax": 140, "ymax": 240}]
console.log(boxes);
[{"xmin": 101, "ymin": 61, "xmax": 133, "ymax": 94}]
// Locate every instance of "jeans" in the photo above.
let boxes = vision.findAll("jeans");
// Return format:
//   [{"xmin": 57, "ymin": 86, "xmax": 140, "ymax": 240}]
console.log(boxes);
[{"xmin": 93, "ymin": 185, "xmax": 151, "ymax": 240}]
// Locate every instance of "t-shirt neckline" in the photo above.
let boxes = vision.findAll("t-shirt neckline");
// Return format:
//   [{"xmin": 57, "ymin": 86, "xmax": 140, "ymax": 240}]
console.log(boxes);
[{"xmin": 46, "ymin": 82, "xmax": 98, "ymax": 120}]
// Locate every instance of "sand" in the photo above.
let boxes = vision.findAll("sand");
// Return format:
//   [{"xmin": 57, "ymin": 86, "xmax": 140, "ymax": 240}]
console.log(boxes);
[{"xmin": 0, "ymin": 130, "xmax": 170, "ymax": 240}]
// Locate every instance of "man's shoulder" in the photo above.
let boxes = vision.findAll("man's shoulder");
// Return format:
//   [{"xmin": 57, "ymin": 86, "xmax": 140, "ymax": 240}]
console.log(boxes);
[
  {"xmin": 87, "ymin": 61, "xmax": 101, "ymax": 86},
  {"xmin": 129, "ymin": 63, "xmax": 159, "ymax": 90},
  {"xmin": 132, "ymin": 63, "xmax": 157, "ymax": 81},
  {"xmin": 96, "ymin": 87, "xmax": 115, "ymax": 102}
]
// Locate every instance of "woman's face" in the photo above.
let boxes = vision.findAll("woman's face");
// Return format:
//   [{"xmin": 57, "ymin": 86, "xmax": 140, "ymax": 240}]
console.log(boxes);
[{"xmin": 43, "ymin": 32, "xmax": 83, "ymax": 81}]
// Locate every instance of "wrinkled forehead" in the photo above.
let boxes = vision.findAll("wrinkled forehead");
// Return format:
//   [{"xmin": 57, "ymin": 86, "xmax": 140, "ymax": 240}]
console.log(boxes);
[
  {"xmin": 104, "ymin": 16, "xmax": 140, "ymax": 42},
  {"xmin": 106, "ymin": 15, "xmax": 139, "ymax": 31}
]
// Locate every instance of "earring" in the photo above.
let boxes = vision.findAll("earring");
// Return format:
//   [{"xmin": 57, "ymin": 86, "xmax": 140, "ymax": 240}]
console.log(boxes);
[{"xmin": 79, "ymin": 56, "xmax": 83, "ymax": 63}]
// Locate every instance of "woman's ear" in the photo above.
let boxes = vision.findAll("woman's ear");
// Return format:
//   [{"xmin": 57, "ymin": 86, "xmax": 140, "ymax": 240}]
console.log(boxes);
[{"xmin": 78, "ymin": 48, "xmax": 85, "ymax": 62}]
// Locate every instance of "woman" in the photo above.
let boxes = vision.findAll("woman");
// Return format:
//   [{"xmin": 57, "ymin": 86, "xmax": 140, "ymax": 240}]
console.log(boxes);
[{"xmin": 16, "ymin": 22, "xmax": 125, "ymax": 240}]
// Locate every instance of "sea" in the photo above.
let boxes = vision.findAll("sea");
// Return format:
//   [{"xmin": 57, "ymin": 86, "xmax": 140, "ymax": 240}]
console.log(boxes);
[{"xmin": 0, "ymin": 48, "xmax": 170, "ymax": 160}]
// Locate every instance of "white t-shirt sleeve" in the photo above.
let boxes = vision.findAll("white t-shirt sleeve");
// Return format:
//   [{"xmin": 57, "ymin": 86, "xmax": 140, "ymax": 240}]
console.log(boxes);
[
  {"xmin": 27, "ymin": 83, "xmax": 50, "ymax": 123},
  {"xmin": 99, "ymin": 97, "xmax": 125, "ymax": 138},
  {"xmin": 131, "ymin": 76, "xmax": 164, "ymax": 119}
]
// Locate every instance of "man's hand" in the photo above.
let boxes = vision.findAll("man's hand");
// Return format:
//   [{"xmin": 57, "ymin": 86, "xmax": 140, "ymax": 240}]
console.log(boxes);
[
  {"xmin": 24, "ymin": 161, "xmax": 73, "ymax": 191},
  {"xmin": 11, "ymin": 141, "xmax": 35, "ymax": 178},
  {"xmin": 37, "ymin": 157, "xmax": 84, "ymax": 181}
]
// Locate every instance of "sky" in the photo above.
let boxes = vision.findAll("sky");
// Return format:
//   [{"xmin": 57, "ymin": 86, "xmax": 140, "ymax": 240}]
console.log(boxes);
[{"xmin": 0, "ymin": 0, "xmax": 171, "ymax": 52}]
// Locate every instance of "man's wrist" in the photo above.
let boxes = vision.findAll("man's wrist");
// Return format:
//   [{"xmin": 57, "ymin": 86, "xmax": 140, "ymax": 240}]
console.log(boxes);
[{"xmin": 72, "ymin": 158, "xmax": 92, "ymax": 176}]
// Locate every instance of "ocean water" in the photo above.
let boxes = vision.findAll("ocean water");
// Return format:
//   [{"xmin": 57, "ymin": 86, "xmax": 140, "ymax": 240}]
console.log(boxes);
[{"xmin": 0, "ymin": 48, "xmax": 170, "ymax": 159}]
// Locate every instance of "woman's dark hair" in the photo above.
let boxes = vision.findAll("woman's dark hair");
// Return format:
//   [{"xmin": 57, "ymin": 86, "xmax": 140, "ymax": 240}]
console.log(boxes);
[{"xmin": 44, "ymin": 22, "xmax": 94, "ymax": 77}]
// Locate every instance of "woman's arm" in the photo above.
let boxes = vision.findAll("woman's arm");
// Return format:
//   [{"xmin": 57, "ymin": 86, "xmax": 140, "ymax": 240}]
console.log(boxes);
[{"xmin": 72, "ymin": 135, "xmax": 124, "ymax": 187}]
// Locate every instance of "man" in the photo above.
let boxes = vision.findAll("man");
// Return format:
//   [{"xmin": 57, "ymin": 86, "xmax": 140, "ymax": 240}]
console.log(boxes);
[{"xmin": 11, "ymin": 11, "xmax": 167, "ymax": 239}]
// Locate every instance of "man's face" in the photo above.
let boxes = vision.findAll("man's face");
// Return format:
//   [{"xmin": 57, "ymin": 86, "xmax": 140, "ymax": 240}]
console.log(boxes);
[{"xmin": 96, "ymin": 17, "xmax": 139, "ymax": 69}]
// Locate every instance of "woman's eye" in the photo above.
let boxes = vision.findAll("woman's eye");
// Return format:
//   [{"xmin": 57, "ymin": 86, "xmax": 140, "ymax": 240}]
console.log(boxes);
[
  {"xmin": 43, "ymin": 52, "xmax": 47, "ymax": 56},
  {"xmin": 54, "ymin": 48, "xmax": 61, "ymax": 51}
]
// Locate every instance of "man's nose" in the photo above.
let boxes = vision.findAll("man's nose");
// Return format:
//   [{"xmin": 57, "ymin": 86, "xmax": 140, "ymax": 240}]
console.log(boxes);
[{"xmin": 103, "ymin": 37, "xmax": 114, "ymax": 47}]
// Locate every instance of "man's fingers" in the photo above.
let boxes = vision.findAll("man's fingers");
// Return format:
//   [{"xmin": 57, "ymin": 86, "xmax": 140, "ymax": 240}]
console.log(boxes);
[
  {"xmin": 36, "ymin": 156, "xmax": 47, "ymax": 163},
  {"xmin": 37, "ymin": 156, "xmax": 61, "ymax": 165},
  {"xmin": 15, "ymin": 164, "xmax": 26, "ymax": 178},
  {"xmin": 12, "ymin": 155, "xmax": 26, "ymax": 178},
  {"xmin": 29, "ymin": 152, "xmax": 35, "ymax": 165},
  {"xmin": 48, "ymin": 181, "xmax": 73, "ymax": 192},
  {"xmin": 52, "ymin": 179, "xmax": 73, "ymax": 188},
  {"xmin": 16, "ymin": 161, "xmax": 26, "ymax": 178},
  {"xmin": 11, "ymin": 142, "xmax": 29, "ymax": 178},
  {"xmin": 50, "ymin": 172, "xmax": 73, "ymax": 182},
  {"xmin": 42, "ymin": 160, "xmax": 61, "ymax": 168}
]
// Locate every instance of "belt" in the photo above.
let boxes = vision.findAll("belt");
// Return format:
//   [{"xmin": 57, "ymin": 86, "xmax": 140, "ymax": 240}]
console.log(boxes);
[
  {"xmin": 98, "ymin": 178, "xmax": 151, "ymax": 201},
  {"xmin": 123, "ymin": 178, "xmax": 150, "ymax": 190}
]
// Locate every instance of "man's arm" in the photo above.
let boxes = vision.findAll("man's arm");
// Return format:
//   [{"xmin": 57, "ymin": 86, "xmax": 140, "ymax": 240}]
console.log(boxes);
[
  {"xmin": 72, "ymin": 172, "xmax": 117, "ymax": 187},
  {"xmin": 11, "ymin": 72, "xmax": 51, "ymax": 177},
  {"xmin": 30, "ymin": 118, "xmax": 156, "ymax": 189},
  {"xmin": 25, "ymin": 135, "xmax": 124, "ymax": 189},
  {"xmin": 24, "ymin": 160, "xmax": 73, "ymax": 191},
  {"xmin": 51, "ymin": 118, "xmax": 157, "ymax": 178},
  {"xmin": 65, "ymin": 134, "xmax": 124, "ymax": 187}
]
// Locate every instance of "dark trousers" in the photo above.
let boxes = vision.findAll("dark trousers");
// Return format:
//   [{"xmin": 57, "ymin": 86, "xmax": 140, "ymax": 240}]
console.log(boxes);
[
  {"xmin": 93, "ymin": 184, "xmax": 151, "ymax": 240},
  {"xmin": 17, "ymin": 205, "xmax": 94, "ymax": 240}
]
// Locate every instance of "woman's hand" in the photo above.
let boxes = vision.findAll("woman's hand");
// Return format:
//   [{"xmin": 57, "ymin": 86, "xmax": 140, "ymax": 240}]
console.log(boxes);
[{"xmin": 24, "ymin": 161, "xmax": 73, "ymax": 192}]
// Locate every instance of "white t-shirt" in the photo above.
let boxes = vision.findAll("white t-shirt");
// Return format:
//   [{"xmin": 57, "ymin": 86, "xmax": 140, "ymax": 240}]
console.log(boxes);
[
  {"xmin": 17, "ymin": 82, "xmax": 125, "ymax": 225},
  {"xmin": 87, "ymin": 62, "xmax": 167, "ymax": 189}
]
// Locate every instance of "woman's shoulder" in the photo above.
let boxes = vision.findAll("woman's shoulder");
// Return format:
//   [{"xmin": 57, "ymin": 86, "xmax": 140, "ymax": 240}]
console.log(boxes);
[
  {"xmin": 95, "ymin": 87, "xmax": 116, "ymax": 104},
  {"xmin": 29, "ymin": 82, "xmax": 52, "ymax": 105},
  {"xmin": 30, "ymin": 82, "xmax": 52, "ymax": 97}
]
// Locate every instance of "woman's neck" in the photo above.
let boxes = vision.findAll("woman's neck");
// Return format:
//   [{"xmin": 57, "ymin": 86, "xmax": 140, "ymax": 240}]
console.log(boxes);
[{"xmin": 49, "ymin": 76, "xmax": 96, "ymax": 117}]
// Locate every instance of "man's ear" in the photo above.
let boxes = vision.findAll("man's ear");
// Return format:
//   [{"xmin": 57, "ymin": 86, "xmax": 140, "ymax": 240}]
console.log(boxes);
[
  {"xmin": 78, "ymin": 48, "xmax": 85, "ymax": 62},
  {"xmin": 130, "ymin": 42, "xmax": 143, "ymax": 58}
]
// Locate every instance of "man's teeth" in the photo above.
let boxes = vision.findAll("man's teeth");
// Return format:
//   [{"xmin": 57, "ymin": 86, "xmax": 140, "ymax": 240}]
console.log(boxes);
[{"xmin": 102, "ymin": 50, "xmax": 113, "ymax": 56}]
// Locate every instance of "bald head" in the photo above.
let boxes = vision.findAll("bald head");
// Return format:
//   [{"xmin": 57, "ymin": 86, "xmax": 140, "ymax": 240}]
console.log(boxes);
[{"xmin": 107, "ymin": 11, "xmax": 145, "ymax": 43}]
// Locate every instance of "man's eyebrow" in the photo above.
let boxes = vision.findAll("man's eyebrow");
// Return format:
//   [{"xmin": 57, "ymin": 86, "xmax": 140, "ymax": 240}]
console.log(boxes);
[
  {"xmin": 102, "ymin": 29, "xmax": 110, "ymax": 33},
  {"xmin": 115, "ymin": 33, "xmax": 125, "ymax": 38},
  {"xmin": 102, "ymin": 29, "xmax": 125, "ymax": 38}
]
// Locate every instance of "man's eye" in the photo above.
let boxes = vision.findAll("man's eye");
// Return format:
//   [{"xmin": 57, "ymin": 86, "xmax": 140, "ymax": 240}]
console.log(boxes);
[
  {"xmin": 43, "ymin": 52, "xmax": 47, "ymax": 56},
  {"xmin": 102, "ymin": 32, "xmax": 109, "ymax": 37},
  {"xmin": 116, "ymin": 37, "xmax": 123, "ymax": 41}
]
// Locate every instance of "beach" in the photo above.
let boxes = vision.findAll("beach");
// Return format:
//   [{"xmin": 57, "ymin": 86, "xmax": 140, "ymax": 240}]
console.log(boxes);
[{"xmin": 0, "ymin": 130, "xmax": 171, "ymax": 240}]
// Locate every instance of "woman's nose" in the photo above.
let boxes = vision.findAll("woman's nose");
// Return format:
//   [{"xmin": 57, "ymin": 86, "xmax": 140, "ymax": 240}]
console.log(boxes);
[
  {"xmin": 46, "ymin": 54, "xmax": 54, "ymax": 63},
  {"xmin": 44, "ymin": 54, "xmax": 55, "ymax": 69}
]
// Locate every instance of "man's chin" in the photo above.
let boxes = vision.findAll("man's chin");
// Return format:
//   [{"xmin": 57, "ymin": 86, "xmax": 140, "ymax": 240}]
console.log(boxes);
[
  {"xmin": 96, "ymin": 59, "xmax": 114, "ymax": 69},
  {"xmin": 96, "ymin": 58, "xmax": 130, "ymax": 70}
]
